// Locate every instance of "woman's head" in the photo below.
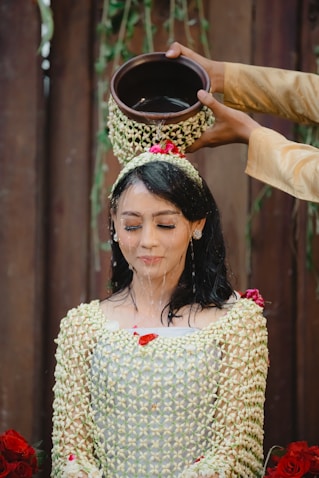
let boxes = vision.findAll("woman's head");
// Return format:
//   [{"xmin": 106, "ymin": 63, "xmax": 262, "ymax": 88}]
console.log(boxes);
[{"xmin": 109, "ymin": 150, "xmax": 234, "ymax": 317}]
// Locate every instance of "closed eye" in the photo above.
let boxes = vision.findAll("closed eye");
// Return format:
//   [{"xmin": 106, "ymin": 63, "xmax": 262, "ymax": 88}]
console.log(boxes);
[
  {"xmin": 157, "ymin": 224, "xmax": 176, "ymax": 229},
  {"xmin": 124, "ymin": 225, "xmax": 142, "ymax": 231}
]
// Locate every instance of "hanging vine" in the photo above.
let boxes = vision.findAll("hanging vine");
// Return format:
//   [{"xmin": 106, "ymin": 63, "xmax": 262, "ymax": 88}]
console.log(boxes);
[{"xmin": 92, "ymin": 0, "xmax": 210, "ymax": 269}]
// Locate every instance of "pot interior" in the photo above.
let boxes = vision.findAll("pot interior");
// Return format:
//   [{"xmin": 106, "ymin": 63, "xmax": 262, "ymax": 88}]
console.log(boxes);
[{"xmin": 113, "ymin": 56, "xmax": 206, "ymax": 114}]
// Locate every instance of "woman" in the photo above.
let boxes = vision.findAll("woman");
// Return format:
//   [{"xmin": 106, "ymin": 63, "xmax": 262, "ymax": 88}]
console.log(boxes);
[
  {"xmin": 166, "ymin": 42, "xmax": 319, "ymax": 202},
  {"xmin": 51, "ymin": 142, "xmax": 268, "ymax": 478}
]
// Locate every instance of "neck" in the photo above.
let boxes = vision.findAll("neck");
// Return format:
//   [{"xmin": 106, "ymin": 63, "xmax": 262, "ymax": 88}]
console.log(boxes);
[{"xmin": 128, "ymin": 275, "xmax": 176, "ymax": 326}]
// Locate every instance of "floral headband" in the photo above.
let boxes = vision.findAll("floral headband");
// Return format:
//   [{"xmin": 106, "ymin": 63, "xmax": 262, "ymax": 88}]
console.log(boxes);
[{"xmin": 110, "ymin": 140, "xmax": 202, "ymax": 195}]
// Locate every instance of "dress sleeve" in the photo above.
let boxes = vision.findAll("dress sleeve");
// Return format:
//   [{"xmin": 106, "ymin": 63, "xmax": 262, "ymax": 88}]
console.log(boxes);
[
  {"xmin": 179, "ymin": 300, "xmax": 268, "ymax": 478},
  {"xmin": 246, "ymin": 127, "xmax": 319, "ymax": 202},
  {"xmin": 51, "ymin": 302, "xmax": 103, "ymax": 478},
  {"xmin": 223, "ymin": 62, "xmax": 319, "ymax": 124}
]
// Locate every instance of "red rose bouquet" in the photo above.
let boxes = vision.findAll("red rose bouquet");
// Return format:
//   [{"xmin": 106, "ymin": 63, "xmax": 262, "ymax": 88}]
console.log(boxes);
[
  {"xmin": 263, "ymin": 441, "xmax": 319, "ymax": 478},
  {"xmin": 0, "ymin": 429, "xmax": 45, "ymax": 477}
]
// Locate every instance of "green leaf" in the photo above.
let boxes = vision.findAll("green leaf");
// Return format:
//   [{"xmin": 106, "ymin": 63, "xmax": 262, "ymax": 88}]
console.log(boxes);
[{"xmin": 37, "ymin": 0, "xmax": 54, "ymax": 53}]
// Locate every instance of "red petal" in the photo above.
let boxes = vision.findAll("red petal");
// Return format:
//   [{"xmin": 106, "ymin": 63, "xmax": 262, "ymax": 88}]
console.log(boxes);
[{"xmin": 138, "ymin": 333, "xmax": 159, "ymax": 346}]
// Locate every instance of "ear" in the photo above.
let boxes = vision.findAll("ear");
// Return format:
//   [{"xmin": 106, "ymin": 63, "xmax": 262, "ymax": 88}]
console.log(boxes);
[
  {"xmin": 110, "ymin": 212, "xmax": 119, "ymax": 237},
  {"xmin": 191, "ymin": 218, "xmax": 206, "ymax": 237}
]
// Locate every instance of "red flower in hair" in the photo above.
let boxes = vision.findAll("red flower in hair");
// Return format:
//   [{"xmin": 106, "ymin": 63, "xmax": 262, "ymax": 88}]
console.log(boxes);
[{"xmin": 149, "ymin": 140, "xmax": 185, "ymax": 157}]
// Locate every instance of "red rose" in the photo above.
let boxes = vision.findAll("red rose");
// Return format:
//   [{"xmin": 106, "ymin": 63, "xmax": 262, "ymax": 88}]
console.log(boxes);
[
  {"xmin": 241, "ymin": 288, "xmax": 265, "ymax": 308},
  {"xmin": 276, "ymin": 451, "xmax": 311, "ymax": 477},
  {"xmin": 149, "ymin": 141, "xmax": 185, "ymax": 157},
  {"xmin": 0, "ymin": 455, "xmax": 10, "ymax": 477},
  {"xmin": 7, "ymin": 461, "xmax": 33, "ymax": 478},
  {"xmin": 308, "ymin": 445, "xmax": 319, "ymax": 473},
  {"xmin": 0, "ymin": 430, "xmax": 37, "ymax": 470},
  {"xmin": 287, "ymin": 441, "xmax": 310, "ymax": 455},
  {"xmin": 0, "ymin": 430, "xmax": 30, "ymax": 462}
]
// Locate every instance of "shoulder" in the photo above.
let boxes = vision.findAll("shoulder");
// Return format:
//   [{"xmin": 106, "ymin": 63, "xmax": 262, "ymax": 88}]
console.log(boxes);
[
  {"xmin": 56, "ymin": 300, "xmax": 105, "ymax": 344},
  {"xmin": 215, "ymin": 289, "xmax": 267, "ymax": 333}
]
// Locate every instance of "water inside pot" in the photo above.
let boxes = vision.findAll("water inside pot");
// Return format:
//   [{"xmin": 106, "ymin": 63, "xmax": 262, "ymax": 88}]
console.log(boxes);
[{"xmin": 132, "ymin": 95, "xmax": 191, "ymax": 113}]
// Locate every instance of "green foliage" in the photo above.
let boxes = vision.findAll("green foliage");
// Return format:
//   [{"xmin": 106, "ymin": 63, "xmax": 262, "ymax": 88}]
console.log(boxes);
[{"xmin": 37, "ymin": 0, "xmax": 54, "ymax": 52}]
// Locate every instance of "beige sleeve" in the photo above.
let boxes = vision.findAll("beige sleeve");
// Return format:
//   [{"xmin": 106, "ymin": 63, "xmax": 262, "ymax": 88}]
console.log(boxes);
[
  {"xmin": 246, "ymin": 127, "xmax": 319, "ymax": 202},
  {"xmin": 51, "ymin": 303, "xmax": 103, "ymax": 478},
  {"xmin": 223, "ymin": 63, "xmax": 319, "ymax": 124}
]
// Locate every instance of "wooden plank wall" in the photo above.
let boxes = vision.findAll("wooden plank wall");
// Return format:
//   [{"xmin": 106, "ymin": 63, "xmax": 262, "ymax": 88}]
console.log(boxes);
[
  {"xmin": 250, "ymin": 0, "xmax": 300, "ymax": 449},
  {"xmin": 298, "ymin": 0, "xmax": 319, "ymax": 445},
  {"xmin": 0, "ymin": 1, "xmax": 45, "ymax": 442},
  {"xmin": 0, "ymin": 0, "xmax": 318, "ymax": 468}
]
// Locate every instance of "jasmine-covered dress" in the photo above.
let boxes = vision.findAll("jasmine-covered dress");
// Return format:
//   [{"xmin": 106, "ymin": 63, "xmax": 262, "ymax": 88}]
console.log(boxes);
[{"xmin": 51, "ymin": 297, "xmax": 268, "ymax": 478}]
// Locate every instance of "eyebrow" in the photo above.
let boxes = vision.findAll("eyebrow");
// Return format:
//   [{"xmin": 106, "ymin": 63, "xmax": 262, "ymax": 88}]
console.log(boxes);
[{"xmin": 120, "ymin": 210, "xmax": 181, "ymax": 218}]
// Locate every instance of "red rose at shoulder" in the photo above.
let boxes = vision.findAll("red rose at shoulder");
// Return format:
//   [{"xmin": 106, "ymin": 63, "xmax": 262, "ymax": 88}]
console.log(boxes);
[{"xmin": 241, "ymin": 288, "xmax": 265, "ymax": 308}]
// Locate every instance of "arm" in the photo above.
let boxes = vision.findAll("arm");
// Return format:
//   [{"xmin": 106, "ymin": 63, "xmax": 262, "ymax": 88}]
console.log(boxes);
[
  {"xmin": 247, "ymin": 127, "xmax": 319, "ymax": 202},
  {"xmin": 186, "ymin": 91, "xmax": 319, "ymax": 202},
  {"xmin": 166, "ymin": 42, "xmax": 319, "ymax": 124},
  {"xmin": 224, "ymin": 62, "xmax": 319, "ymax": 123},
  {"xmin": 51, "ymin": 302, "xmax": 104, "ymax": 478},
  {"xmin": 179, "ymin": 300, "xmax": 268, "ymax": 478}
]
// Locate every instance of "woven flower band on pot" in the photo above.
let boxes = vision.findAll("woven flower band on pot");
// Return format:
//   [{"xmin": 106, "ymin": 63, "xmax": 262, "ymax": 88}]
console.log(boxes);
[{"xmin": 108, "ymin": 52, "xmax": 215, "ymax": 164}]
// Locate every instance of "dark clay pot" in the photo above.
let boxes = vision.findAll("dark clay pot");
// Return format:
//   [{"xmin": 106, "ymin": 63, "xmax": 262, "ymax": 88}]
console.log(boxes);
[{"xmin": 110, "ymin": 52, "xmax": 210, "ymax": 125}]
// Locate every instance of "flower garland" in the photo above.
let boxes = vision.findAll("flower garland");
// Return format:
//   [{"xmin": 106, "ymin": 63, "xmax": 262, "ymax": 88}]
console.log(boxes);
[{"xmin": 110, "ymin": 140, "xmax": 203, "ymax": 194}]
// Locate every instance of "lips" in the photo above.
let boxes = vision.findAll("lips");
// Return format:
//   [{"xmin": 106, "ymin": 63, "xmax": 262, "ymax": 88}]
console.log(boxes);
[{"xmin": 138, "ymin": 256, "xmax": 163, "ymax": 265}]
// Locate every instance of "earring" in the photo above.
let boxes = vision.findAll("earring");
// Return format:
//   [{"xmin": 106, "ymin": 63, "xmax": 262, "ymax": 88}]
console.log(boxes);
[
  {"xmin": 192, "ymin": 229, "xmax": 202, "ymax": 240},
  {"xmin": 113, "ymin": 231, "xmax": 118, "ymax": 242}
]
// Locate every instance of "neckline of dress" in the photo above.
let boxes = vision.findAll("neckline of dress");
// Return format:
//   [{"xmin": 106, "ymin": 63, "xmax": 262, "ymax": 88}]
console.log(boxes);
[{"xmin": 97, "ymin": 296, "xmax": 245, "ymax": 335}]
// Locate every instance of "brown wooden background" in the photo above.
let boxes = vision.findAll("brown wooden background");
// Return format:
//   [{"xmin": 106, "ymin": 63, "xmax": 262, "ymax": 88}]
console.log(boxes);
[{"xmin": 1, "ymin": 0, "xmax": 319, "ymax": 472}]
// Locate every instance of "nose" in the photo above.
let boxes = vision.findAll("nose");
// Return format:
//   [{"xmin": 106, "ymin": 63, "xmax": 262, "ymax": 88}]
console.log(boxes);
[{"xmin": 139, "ymin": 223, "xmax": 158, "ymax": 248}]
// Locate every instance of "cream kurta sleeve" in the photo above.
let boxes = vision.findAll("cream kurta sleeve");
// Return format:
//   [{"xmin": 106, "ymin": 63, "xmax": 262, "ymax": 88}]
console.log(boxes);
[
  {"xmin": 222, "ymin": 63, "xmax": 319, "ymax": 202},
  {"xmin": 223, "ymin": 63, "xmax": 319, "ymax": 122},
  {"xmin": 247, "ymin": 127, "xmax": 319, "ymax": 202}
]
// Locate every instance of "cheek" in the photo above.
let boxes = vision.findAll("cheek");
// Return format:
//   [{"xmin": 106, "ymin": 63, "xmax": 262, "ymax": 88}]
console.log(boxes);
[
  {"xmin": 118, "ymin": 233, "xmax": 139, "ymax": 253},
  {"xmin": 167, "ymin": 231, "xmax": 190, "ymax": 255}
]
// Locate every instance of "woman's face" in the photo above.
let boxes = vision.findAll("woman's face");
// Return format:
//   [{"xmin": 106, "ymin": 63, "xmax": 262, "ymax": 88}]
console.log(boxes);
[{"xmin": 112, "ymin": 181, "xmax": 204, "ymax": 285}]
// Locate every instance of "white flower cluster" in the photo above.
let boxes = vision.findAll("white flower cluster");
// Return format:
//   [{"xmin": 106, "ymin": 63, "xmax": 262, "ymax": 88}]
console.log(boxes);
[
  {"xmin": 62, "ymin": 455, "xmax": 103, "ymax": 478},
  {"xmin": 107, "ymin": 95, "xmax": 215, "ymax": 164},
  {"xmin": 110, "ymin": 150, "xmax": 202, "ymax": 196}
]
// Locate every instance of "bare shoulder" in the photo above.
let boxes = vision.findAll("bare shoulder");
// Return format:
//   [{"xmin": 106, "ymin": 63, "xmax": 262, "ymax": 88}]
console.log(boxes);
[
  {"xmin": 100, "ymin": 292, "xmax": 134, "ymax": 325},
  {"xmin": 191, "ymin": 292, "xmax": 240, "ymax": 329}
]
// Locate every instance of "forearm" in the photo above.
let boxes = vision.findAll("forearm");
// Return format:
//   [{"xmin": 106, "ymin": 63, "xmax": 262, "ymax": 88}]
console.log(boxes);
[
  {"xmin": 247, "ymin": 127, "xmax": 319, "ymax": 202},
  {"xmin": 224, "ymin": 63, "xmax": 319, "ymax": 124}
]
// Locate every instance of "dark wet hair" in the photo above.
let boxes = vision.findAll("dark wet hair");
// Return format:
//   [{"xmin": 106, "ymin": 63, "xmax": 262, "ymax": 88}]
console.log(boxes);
[{"xmin": 109, "ymin": 160, "xmax": 234, "ymax": 323}]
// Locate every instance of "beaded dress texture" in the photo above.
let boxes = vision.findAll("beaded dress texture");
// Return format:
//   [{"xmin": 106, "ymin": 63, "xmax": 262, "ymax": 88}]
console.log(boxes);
[{"xmin": 51, "ymin": 298, "xmax": 268, "ymax": 478}]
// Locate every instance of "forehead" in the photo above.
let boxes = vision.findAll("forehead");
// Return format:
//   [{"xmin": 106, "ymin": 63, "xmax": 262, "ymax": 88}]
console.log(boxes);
[{"xmin": 116, "ymin": 181, "xmax": 179, "ymax": 214}]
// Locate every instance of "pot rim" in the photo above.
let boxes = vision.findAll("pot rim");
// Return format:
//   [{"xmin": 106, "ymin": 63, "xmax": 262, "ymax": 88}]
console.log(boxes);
[{"xmin": 110, "ymin": 52, "xmax": 211, "ymax": 125}]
